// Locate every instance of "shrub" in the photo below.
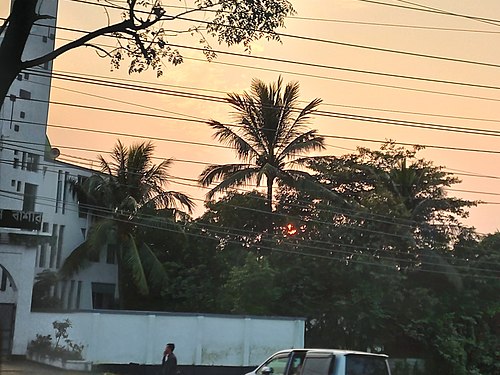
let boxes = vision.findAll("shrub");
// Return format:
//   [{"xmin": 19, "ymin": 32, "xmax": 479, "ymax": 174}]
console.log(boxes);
[{"xmin": 27, "ymin": 319, "xmax": 84, "ymax": 360}]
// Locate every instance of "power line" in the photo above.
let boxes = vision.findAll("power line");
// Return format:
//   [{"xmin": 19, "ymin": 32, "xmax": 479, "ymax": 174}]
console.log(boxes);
[
  {"xmin": 357, "ymin": 0, "xmax": 500, "ymax": 26},
  {"xmin": 20, "ymin": 31, "xmax": 500, "ymax": 104},
  {"xmin": 2, "ymin": 186, "xmax": 497, "ymax": 277},
  {"xmin": 17, "ymin": 4, "xmax": 500, "ymax": 92},
  {"xmin": 6, "ymin": 100, "xmax": 500, "ymax": 157},
  {"xmin": 0, "ymin": 141, "xmax": 491, "ymax": 241},
  {"xmin": 289, "ymin": 15, "xmax": 500, "ymax": 34},
  {"xmin": 45, "ymin": 65, "xmax": 500, "ymax": 124},
  {"xmin": 52, "ymin": 21, "xmax": 500, "ymax": 91},
  {"xmin": 66, "ymin": 0, "xmax": 500, "ymax": 34},
  {"xmin": 23, "ymin": 68, "xmax": 500, "ymax": 141},
  {"xmin": 394, "ymin": 0, "xmax": 500, "ymax": 27}
]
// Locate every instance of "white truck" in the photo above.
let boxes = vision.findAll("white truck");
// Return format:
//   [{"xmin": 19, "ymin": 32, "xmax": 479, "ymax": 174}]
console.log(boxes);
[{"xmin": 245, "ymin": 349, "xmax": 391, "ymax": 375}]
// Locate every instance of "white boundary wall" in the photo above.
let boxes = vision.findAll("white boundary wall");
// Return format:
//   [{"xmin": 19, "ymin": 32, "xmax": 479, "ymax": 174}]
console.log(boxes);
[{"xmin": 22, "ymin": 310, "xmax": 305, "ymax": 366}]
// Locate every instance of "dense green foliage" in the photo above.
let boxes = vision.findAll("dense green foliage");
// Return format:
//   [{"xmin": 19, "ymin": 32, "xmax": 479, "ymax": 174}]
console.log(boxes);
[
  {"xmin": 161, "ymin": 144, "xmax": 498, "ymax": 374},
  {"xmin": 61, "ymin": 141, "xmax": 193, "ymax": 308},
  {"xmin": 72, "ymin": 139, "xmax": 498, "ymax": 374}
]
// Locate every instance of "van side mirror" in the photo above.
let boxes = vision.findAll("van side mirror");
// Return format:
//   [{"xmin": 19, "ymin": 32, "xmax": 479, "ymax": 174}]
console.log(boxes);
[{"xmin": 262, "ymin": 366, "xmax": 274, "ymax": 375}]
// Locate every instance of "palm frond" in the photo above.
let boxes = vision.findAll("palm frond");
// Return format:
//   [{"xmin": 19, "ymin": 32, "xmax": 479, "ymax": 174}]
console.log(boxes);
[
  {"xmin": 120, "ymin": 234, "xmax": 149, "ymax": 295},
  {"xmin": 149, "ymin": 190, "xmax": 195, "ymax": 214},
  {"xmin": 277, "ymin": 80, "xmax": 301, "ymax": 134},
  {"xmin": 60, "ymin": 220, "xmax": 116, "ymax": 280},
  {"xmin": 137, "ymin": 243, "xmax": 168, "ymax": 290},
  {"xmin": 208, "ymin": 119, "xmax": 257, "ymax": 161},
  {"xmin": 277, "ymin": 129, "xmax": 325, "ymax": 162},
  {"xmin": 198, "ymin": 163, "xmax": 254, "ymax": 187},
  {"xmin": 291, "ymin": 97, "xmax": 323, "ymax": 128},
  {"xmin": 59, "ymin": 241, "xmax": 93, "ymax": 279},
  {"xmin": 204, "ymin": 166, "xmax": 260, "ymax": 200},
  {"xmin": 279, "ymin": 169, "xmax": 348, "ymax": 204}
]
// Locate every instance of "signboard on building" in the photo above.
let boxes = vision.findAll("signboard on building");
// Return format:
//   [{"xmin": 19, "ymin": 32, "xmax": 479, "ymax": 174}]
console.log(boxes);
[{"xmin": 0, "ymin": 210, "xmax": 43, "ymax": 231}]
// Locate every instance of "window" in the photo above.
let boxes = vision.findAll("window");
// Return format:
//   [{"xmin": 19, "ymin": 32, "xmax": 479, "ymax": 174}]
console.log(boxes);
[
  {"xmin": 76, "ymin": 281, "xmax": 82, "ymax": 309},
  {"xmin": 17, "ymin": 74, "xmax": 22, "ymax": 81},
  {"xmin": 301, "ymin": 354, "xmax": 334, "ymax": 375},
  {"xmin": 14, "ymin": 124, "xmax": 19, "ymax": 132},
  {"xmin": 67, "ymin": 280, "xmax": 75, "ymax": 309},
  {"xmin": 56, "ymin": 225, "xmax": 65, "ymax": 268},
  {"xmin": 50, "ymin": 224, "xmax": 58, "ymax": 268},
  {"xmin": 20, "ymin": 111, "xmax": 25, "ymax": 118},
  {"xmin": 0, "ymin": 269, "xmax": 8, "ymax": 291},
  {"xmin": 91, "ymin": 283, "xmax": 116, "ymax": 309},
  {"xmin": 23, "ymin": 183, "xmax": 37, "ymax": 211},
  {"xmin": 19, "ymin": 89, "xmax": 31, "ymax": 100},
  {"xmin": 345, "ymin": 355, "xmax": 389, "ymax": 375},
  {"xmin": 55, "ymin": 170, "xmax": 63, "ymax": 213},
  {"xmin": 24, "ymin": 73, "xmax": 29, "ymax": 80},
  {"xmin": 77, "ymin": 175, "xmax": 89, "ymax": 218},
  {"xmin": 289, "ymin": 352, "xmax": 306, "ymax": 375},
  {"xmin": 257, "ymin": 354, "xmax": 290, "ymax": 375},
  {"xmin": 26, "ymin": 153, "xmax": 39, "ymax": 172},
  {"xmin": 62, "ymin": 172, "xmax": 69, "ymax": 214},
  {"xmin": 11, "ymin": 180, "xmax": 15, "ymax": 187},
  {"xmin": 106, "ymin": 244, "xmax": 117, "ymax": 264},
  {"xmin": 42, "ymin": 222, "xmax": 49, "ymax": 232},
  {"xmin": 17, "ymin": 181, "xmax": 21, "ymax": 192},
  {"xmin": 39, "ymin": 243, "xmax": 48, "ymax": 268},
  {"xmin": 21, "ymin": 151, "xmax": 26, "ymax": 170}
]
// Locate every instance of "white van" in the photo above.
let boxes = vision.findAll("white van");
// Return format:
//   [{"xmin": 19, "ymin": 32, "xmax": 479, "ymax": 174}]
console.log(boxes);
[{"xmin": 245, "ymin": 349, "xmax": 391, "ymax": 375}]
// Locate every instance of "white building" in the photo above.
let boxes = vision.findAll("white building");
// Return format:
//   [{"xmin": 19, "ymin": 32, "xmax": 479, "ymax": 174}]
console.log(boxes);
[{"xmin": 0, "ymin": 0, "xmax": 118, "ymax": 356}]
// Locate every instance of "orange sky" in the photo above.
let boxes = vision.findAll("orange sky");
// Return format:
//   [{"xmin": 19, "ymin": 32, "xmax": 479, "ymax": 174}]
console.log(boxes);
[{"xmin": 3, "ymin": 0, "xmax": 500, "ymax": 234}]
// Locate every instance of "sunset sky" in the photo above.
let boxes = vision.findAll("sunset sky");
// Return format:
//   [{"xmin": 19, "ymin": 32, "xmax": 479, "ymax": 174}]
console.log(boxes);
[{"xmin": 3, "ymin": 0, "xmax": 500, "ymax": 233}]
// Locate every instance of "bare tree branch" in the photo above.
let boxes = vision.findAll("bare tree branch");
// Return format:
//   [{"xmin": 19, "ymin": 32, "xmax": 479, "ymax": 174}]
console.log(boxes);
[{"xmin": 84, "ymin": 43, "xmax": 115, "ymax": 58}]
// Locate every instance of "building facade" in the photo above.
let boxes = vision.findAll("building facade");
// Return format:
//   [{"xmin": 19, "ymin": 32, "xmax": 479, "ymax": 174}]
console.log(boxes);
[{"xmin": 0, "ymin": 0, "xmax": 118, "ymax": 356}]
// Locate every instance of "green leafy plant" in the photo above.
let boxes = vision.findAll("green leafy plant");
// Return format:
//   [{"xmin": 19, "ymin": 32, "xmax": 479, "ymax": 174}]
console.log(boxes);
[{"xmin": 27, "ymin": 319, "xmax": 84, "ymax": 360}]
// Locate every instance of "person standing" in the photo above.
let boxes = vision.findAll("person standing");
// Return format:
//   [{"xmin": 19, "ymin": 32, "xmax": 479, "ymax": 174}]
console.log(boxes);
[{"xmin": 161, "ymin": 343, "xmax": 177, "ymax": 375}]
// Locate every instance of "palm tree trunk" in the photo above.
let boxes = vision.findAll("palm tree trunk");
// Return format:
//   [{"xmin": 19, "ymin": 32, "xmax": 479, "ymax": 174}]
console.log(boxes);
[{"xmin": 266, "ymin": 176, "xmax": 275, "ymax": 212}]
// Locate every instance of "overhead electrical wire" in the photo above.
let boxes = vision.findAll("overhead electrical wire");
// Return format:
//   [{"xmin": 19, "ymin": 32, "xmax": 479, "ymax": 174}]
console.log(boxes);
[
  {"xmin": 15, "ymin": 28, "xmax": 500, "ymax": 104},
  {"xmin": 2, "ymin": 184, "xmax": 498, "ymax": 278},
  {"xmin": 1, "ymin": 184, "xmax": 498, "ymax": 276},
  {"xmin": 10, "ymin": 1, "xmax": 500, "ymax": 91},
  {"xmin": 394, "ymin": 0, "xmax": 500, "ymax": 27},
  {"xmin": 46, "ymin": 22, "xmax": 500, "ymax": 91},
  {"xmin": 357, "ymin": 0, "xmax": 500, "ymax": 26},
  {"xmin": 67, "ymin": 0, "xmax": 500, "ymax": 34},
  {"xmin": 1, "ymin": 140, "xmax": 496, "ymax": 243},
  {"xmin": 0, "ymin": 145, "xmax": 487, "ymax": 239},
  {"xmin": 3, "ymin": 2, "xmax": 500, "ymax": 235},
  {"xmin": 42, "ymin": 65, "xmax": 500, "ymax": 124},
  {"xmin": 22, "ymin": 68, "xmax": 500, "ymax": 141},
  {"xmin": 11, "ymin": 76, "xmax": 500, "ymax": 157}
]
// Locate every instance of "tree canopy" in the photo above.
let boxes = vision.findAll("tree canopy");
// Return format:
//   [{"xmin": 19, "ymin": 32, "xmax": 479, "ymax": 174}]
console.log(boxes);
[
  {"xmin": 198, "ymin": 76, "xmax": 326, "ymax": 210},
  {"xmin": 61, "ymin": 141, "xmax": 193, "ymax": 307}
]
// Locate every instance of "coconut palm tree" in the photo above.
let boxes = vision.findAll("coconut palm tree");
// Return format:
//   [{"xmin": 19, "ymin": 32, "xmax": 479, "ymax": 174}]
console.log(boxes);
[
  {"xmin": 61, "ymin": 140, "xmax": 194, "ymax": 308},
  {"xmin": 199, "ymin": 76, "xmax": 325, "ymax": 210}
]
